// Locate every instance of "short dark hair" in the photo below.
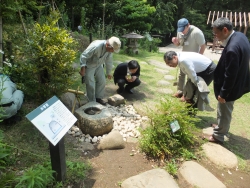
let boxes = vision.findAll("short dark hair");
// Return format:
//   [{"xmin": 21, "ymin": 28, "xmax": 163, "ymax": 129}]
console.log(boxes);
[
  {"xmin": 212, "ymin": 17, "xmax": 233, "ymax": 31},
  {"xmin": 163, "ymin": 51, "xmax": 177, "ymax": 61},
  {"xmin": 128, "ymin": 60, "xmax": 139, "ymax": 69}
]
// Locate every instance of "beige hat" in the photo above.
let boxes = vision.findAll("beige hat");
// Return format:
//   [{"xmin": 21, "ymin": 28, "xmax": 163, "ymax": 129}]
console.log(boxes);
[{"xmin": 109, "ymin": 36, "xmax": 121, "ymax": 53}]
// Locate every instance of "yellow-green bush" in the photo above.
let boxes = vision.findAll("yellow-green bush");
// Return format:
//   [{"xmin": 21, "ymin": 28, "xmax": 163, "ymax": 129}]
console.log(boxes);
[{"xmin": 12, "ymin": 11, "xmax": 77, "ymax": 102}]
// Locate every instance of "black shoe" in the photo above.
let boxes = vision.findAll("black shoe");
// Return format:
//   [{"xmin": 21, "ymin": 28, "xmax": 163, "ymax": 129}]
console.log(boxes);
[
  {"xmin": 96, "ymin": 98, "xmax": 106, "ymax": 105},
  {"xmin": 117, "ymin": 87, "xmax": 124, "ymax": 94}
]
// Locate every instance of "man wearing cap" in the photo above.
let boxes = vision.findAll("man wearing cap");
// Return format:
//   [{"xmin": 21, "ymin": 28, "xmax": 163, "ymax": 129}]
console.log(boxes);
[
  {"xmin": 79, "ymin": 36, "xmax": 121, "ymax": 105},
  {"xmin": 172, "ymin": 18, "xmax": 206, "ymax": 100}
]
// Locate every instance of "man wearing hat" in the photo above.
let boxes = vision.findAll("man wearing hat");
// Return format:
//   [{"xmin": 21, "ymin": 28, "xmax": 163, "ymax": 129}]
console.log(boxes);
[
  {"xmin": 79, "ymin": 36, "xmax": 121, "ymax": 105},
  {"xmin": 172, "ymin": 18, "xmax": 206, "ymax": 101}
]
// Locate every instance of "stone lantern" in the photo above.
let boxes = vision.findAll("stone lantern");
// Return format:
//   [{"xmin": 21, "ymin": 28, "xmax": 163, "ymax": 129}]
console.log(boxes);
[{"xmin": 122, "ymin": 32, "xmax": 144, "ymax": 54}]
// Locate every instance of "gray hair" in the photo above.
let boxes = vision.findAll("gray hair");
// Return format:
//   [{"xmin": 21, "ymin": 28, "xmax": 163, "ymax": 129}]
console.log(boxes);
[
  {"xmin": 212, "ymin": 17, "xmax": 233, "ymax": 31},
  {"xmin": 163, "ymin": 51, "xmax": 177, "ymax": 61}
]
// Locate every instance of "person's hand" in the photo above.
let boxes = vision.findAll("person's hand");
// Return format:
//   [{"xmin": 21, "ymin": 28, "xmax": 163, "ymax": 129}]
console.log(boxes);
[
  {"xmin": 79, "ymin": 71, "xmax": 85, "ymax": 84},
  {"xmin": 81, "ymin": 76, "xmax": 85, "ymax": 84},
  {"xmin": 107, "ymin": 74, "xmax": 112, "ymax": 80},
  {"xmin": 172, "ymin": 37, "xmax": 179, "ymax": 46},
  {"xmin": 79, "ymin": 67, "xmax": 85, "ymax": 77},
  {"xmin": 125, "ymin": 75, "xmax": 132, "ymax": 82},
  {"xmin": 131, "ymin": 76, "xmax": 136, "ymax": 82},
  {"xmin": 218, "ymin": 95, "xmax": 226, "ymax": 103}
]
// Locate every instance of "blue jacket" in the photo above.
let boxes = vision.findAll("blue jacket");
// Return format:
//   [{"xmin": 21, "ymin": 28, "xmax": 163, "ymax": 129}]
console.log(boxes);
[{"xmin": 214, "ymin": 32, "xmax": 250, "ymax": 101}]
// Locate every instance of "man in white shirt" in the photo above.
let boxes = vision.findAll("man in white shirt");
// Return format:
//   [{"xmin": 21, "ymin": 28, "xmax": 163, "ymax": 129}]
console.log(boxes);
[
  {"xmin": 172, "ymin": 18, "xmax": 206, "ymax": 99},
  {"xmin": 164, "ymin": 51, "xmax": 216, "ymax": 105}
]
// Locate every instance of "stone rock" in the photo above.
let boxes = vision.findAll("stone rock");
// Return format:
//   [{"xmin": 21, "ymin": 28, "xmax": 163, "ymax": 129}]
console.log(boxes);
[
  {"xmin": 121, "ymin": 168, "xmax": 179, "ymax": 188},
  {"xmin": 75, "ymin": 102, "xmax": 113, "ymax": 136},
  {"xmin": 164, "ymin": 75, "xmax": 175, "ymax": 80},
  {"xmin": 97, "ymin": 130, "xmax": 125, "ymax": 150},
  {"xmin": 154, "ymin": 67, "xmax": 169, "ymax": 74},
  {"xmin": 108, "ymin": 94, "xmax": 125, "ymax": 107},
  {"xmin": 178, "ymin": 161, "xmax": 226, "ymax": 188},
  {"xmin": 81, "ymin": 142, "xmax": 95, "ymax": 151},
  {"xmin": 60, "ymin": 92, "xmax": 79, "ymax": 111},
  {"xmin": 157, "ymin": 80, "xmax": 170, "ymax": 86},
  {"xmin": 202, "ymin": 142, "xmax": 238, "ymax": 169}
]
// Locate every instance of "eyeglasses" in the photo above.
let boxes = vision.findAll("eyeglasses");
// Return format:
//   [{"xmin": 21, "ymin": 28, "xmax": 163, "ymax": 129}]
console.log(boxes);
[{"xmin": 107, "ymin": 45, "xmax": 113, "ymax": 49}]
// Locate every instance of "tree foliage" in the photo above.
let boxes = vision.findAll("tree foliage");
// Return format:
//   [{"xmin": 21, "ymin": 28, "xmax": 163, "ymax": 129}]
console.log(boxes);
[
  {"xmin": 11, "ymin": 11, "xmax": 77, "ymax": 101},
  {"xmin": 111, "ymin": 0, "xmax": 156, "ymax": 32}
]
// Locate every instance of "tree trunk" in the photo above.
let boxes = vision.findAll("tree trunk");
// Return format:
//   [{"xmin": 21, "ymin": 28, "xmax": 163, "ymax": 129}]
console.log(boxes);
[
  {"xmin": 102, "ymin": 0, "xmax": 105, "ymax": 39},
  {"xmin": 16, "ymin": 0, "xmax": 27, "ymax": 35},
  {"xmin": 0, "ymin": 15, "xmax": 3, "ymax": 67}
]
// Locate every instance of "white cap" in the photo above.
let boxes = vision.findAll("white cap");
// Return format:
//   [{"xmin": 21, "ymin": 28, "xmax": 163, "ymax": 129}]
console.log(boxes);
[{"xmin": 109, "ymin": 36, "xmax": 121, "ymax": 53}]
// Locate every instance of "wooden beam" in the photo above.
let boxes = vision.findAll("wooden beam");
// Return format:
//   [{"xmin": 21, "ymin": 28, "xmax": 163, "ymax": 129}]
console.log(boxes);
[
  {"xmin": 212, "ymin": 11, "xmax": 215, "ymax": 24},
  {"xmin": 248, "ymin": 12, "xmax": 250, "ymax": 27},
  {"xmin": 217, "ymin": 11, "xmax": 220, "ymax": 19},
  {"xmin": 207, "ymin": 11, "xmax": 211, "ymax": 24},
  {"xmin": 234, "ymin": 12, "xmax": 238, "ymax": 27},
  {"xmin": 243, "ymin": 12, "xmax": 247, "ymax": 34},
  {"xmin": 239, "ymin": 12, "xmax": 242, "ymax": 32}
]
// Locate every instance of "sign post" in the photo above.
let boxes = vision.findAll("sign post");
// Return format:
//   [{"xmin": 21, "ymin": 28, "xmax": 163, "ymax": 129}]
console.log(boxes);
[
  {"xmin": 26, "ymin": 96, "xmax": 77, "ymax": 182},
  {"xmin": 49, "ymin": 137, "xmax": 66, "ymax": 181}
]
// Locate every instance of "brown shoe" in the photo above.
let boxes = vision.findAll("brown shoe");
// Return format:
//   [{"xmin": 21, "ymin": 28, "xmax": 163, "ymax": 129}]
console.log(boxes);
[
  {"xmin": 202, "ymin": 135, "xmax": 223, "ymax": 144},
  {"xmin": 172, "ymin": 92, "xmax": 183, "ymax": 98},
  {"xmin": 211, "ymin": 124, "xmax": 218, "ymax": 128}
]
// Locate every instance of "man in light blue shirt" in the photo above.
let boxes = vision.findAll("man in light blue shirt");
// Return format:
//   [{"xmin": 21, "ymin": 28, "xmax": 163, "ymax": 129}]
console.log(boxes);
[{"xmin": 79, "ymin": 36, "xmax": 121, "ymax": 105}]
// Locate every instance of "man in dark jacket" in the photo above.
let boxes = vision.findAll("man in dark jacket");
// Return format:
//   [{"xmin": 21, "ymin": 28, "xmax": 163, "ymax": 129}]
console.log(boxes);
[
  {"xmin": 207, "ymin": 17, "xmax": 250, "ymax": 143},
  {"xmin": 113, "ymin": 60, "xmax": 141, "ymax": 94}
]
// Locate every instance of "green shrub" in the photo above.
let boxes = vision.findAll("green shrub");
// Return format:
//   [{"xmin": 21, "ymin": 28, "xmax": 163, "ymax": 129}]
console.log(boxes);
[
  {"xmin": 0, "ymin": 172, "xmax": 16, "ymax": 188},
  {"xmin": 165, "ymin": 159, "xmax": 178, "ymax": 176},
  {"xmin": 139, "ymin": 37, "xmax": 161, "ymax": 52},
  {"xmin": 12, "ymin": 10, "xmax": 77, "ymax": 102},
  {"xmin": 65, "ymin": 160, "xmax": 91, "ymax": 184},
  {"xmin": 15, "ymin": 164, "xmax": 55, "ymax": 188},
  {"xmin": 0, "ymin": 130, "xmax": 12, "ymax": 168},
  {"xmin": 139, "ymin": 96, "xmax": 199, "ymax": 160}
]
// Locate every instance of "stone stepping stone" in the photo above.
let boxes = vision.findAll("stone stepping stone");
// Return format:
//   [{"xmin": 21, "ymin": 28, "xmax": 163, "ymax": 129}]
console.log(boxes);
[
  {"xmin": 139, "ymin": 61, "xmax": 148, "ymax": 65},
  {"xmin": 148, "ymin": 59, "xmax": 172, "ymax": 70},
  {"xmin": 121, "ymin": 168, "xmax": 179, "ymax": 188},
  {"xmin": 179, "ymin": 161, "xmax": 226, "ymax": 188},
  {"xmin": 157, "ymin": 80, "xmax": 170, "ymax": 86},
  {"xmin": 202, "ymin": 142, "xmax": 238, "ymax": 169},
  {"xmin": 159, "ymin": 88, "xmax": 173, "ymax": 94},
  {"xmin": 113, "ymin": 61, "xmax": 123, "ymax": 65},
  {"xmin": 154, "ymin": 67, "xmax": 169, "ymax": 74},
  {"xmin": 164, "ymin": 75, "xmax": 175, "ymax": 80}
]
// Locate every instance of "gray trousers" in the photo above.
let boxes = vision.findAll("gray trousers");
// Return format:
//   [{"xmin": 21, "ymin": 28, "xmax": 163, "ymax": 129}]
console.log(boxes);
[
  {"xmin": 213, "ymin": 101, "xmax": 234, "ymax": 142},
  {"xmin": 177, "ymin": 69, "xmax": 186, "ymax": 93},
  {"xmin": 85, "ymin": 65, "xmax": 106, "ymax": 101}
]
